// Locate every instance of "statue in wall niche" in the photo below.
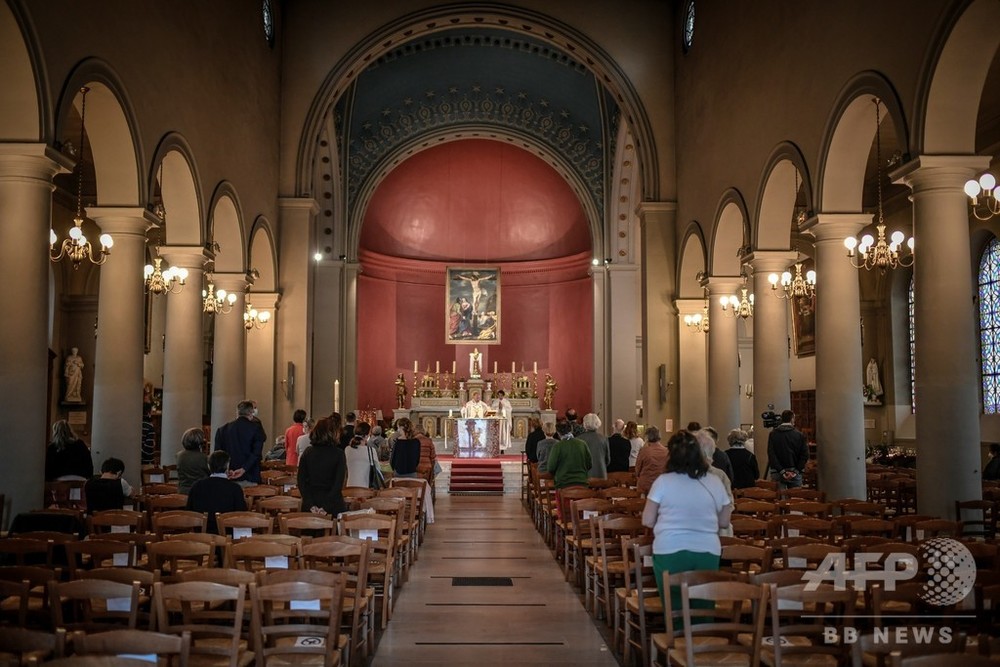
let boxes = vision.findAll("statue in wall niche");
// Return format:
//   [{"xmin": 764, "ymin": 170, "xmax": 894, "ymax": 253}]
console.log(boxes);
[
  {"xmin": 864, "ymin": 358, "xmax": 883, "ymax": 402},
  {"xmin": 64, "ymin": 347, "xmax": 84, "ymax": 403}
]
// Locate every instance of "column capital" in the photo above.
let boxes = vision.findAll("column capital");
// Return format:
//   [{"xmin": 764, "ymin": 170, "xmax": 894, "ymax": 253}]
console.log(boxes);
[
  {"xmin": 635, "ymin": 200, "xmax": 677, "ymax": 223},
  {"xmin": 248, "ymin": 291, "xmax": 280, "ymax": 310},
  {"xmin": 158, "ymin": 245, "xmax": 211, "ymax": 270},
  {"xmin": 0, "ymin": 143, "xmax": 74, "ymax": 179},
  {"xmin": 278, "ymin": 197, "xmax": 320, "ymax": 215},
  {"xmin": 212, "ymin": 271, "xmax": 250, "ymax": 293},
  {"xmin": 801, "ymin": 212, "xmax": 872, "ymax": 242},
  {"xmin": 87, "ymin": 207, "xmax": 158, "ymax": 237},
  {"xmin": 892, "ymin": 154, "xmax": 991, "ymax": 191},
  {"xmin": 703, "ymin": 275, "xmax": 743, "ymax": 295},
  {"xmin": 745, "ymin": 250, "xmax": 798, "ymax": 273},
  {"xmin": 675, "ymin": 298, "xmax": 707, "ymax": 316}
]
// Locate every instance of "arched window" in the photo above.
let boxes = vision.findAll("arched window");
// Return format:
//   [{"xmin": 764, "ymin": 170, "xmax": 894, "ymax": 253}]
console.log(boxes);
[
  {"xmin": 908, "ymin": 274, "xmax": 915, "ymax": 413},
  {"xmin": 980, "ymin": 237, "xmax": 1000, "ymax": 414}
]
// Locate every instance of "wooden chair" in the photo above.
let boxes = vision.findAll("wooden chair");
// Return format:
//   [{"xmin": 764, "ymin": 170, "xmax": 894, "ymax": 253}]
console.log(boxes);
[
  {"xmin": 593, "ymin": 514, "xmax": 646, "ymax": 625},
  {"xmin": 71, "ymin": 629, "xmax": 191, "ymax": 667},
  {"xmin": 298, "ymin": 538, "xmax": 373, "ymax": 664},
  {"xmin": 216, "ymin": 511, "xmax": 273, "ymax": 540},
  {"xmin": 0, "ymin": 565, "xmax": 59, "ymax": 627},
  {"xmin": 780, "ymin": 500, "xmax": 833, "ymax": 518},
  {"xmin": 153, "ymin": 581, "xmax": 255, "ymax": 667},
  {"xmin": 257, "ymin": 495, "xmax": 301, "ymax": 519},
  {"xmin": 0, "ymin": 627, "xmax": 67, "ymax": 665},
  {"xmin": 48, "ymin": 578, "xmax": 141, "ymax": 632},
  {"xmin": 841, "ymin": 517, "xmax": 896, "ymax": 540},
  {"xmin": 337, "ymin": 513, "xmax": 396, "ymax": 629},
  {"xmin": 565, "ymin": 498, "xmax": 613, "ymax": 589},
  {"xmin": 737, "ymin": 487, "xmax": 778, "ymax": 501},
  {"xmin": 264, "ymin": 475, "xmax": 297, "ymax": 494},
  {"xmin": 762, "ymin": 582, "xmax": 856, "ymax": 667},
  {"xmin": 0, "ymin": 578, "xmax": 30, "ymax": 626},
  {"xmin": 956, "ymin": 499, "xmax": 997, "ymax": 539},
  {"xmin": 78, "ymin": 567, "xmax": 156, "ymax": 629},
  {"xmin": 872, "ymin": 582, "xmax": 943, "ymax": 628},
  {"xmin": 251, "ymin": 576, "xmax": 346, "ymax": 667},
  {"xmin": 781, "ymin": 488, "xmax": 826, "ymax": 502},
  {"xmin": 65, "ymin": 539, "xmax": 137, "ymax": 576},
  {"xmin": 601, "ymin": 485, "xmax": 642, "ymax": 500},
  {"xmin": 175, "ymin": 567, "xmax": 255, "ymax": 587},
  {"xmin": 388, "ymin": 478, "xmax": 430, "ymax": 545},
  {"xmin": 732, "ymin": 499, "xmax": 777, "ymax": 520},
  {"xmin": 44, "ymin": 480, "xmax": 87, "ymax": 511},
  {"xmin": 341, "ymin": 487, "xmax": 376, "ymax": 504},
  {"xmin": 143, "ymin": 495, "xmax": 188, "ymax": 523},
  {"xmin": 774, "ymin": 516, "xmax": 836, "ymax": 542},
  {"xmin": 649, "ymin": 570, "xmax": 741, "ymax": 667},
  {"xmin": 242, "ymin": 485, "xmax": 279, "ymax": 511},
  {"xmin": 97, "ymin": 532, "xmax": 157, "ymax": 570},
  {"xmin": 720, "ymin": 543, "xmax": 772, "ymax": 575},
  {"xmin": 278, "ymin": 512, "xmax": 337, "ymax": 539},
  {"xmin": 141, "ymin": 468, "xmax": 170, "ymax": 485},
  {"xmin": 911, "ymin": 519, "xmax": 961, "ymax": 541},
  {"xmin": 230, "ymin": 538, "xmax": 299, "ymax": 573},
  {"xmin": 554, "ymin": 487, "xmax": 598, "ymax": 562},
  {"xmin": 755, "ymin": 479, "xmax": 779, "ymax": 492},
  {"xmin": 146, "ymin": 540, "xmax": 213, "ymax": 579},
  {"xmin": 359, "ymin": 498, "xmax": 411, "ymax": 584},
  {"xmin": 622, "ymin": 536, "xmax": 660, "ymax": 667},
  {"xmin": 730, "ymin": 517, "xmax": 770, "ymax": 544},
  {"xmin": 838, "ymin": 500, "xmax": 888, "ymax": 518},
  {"xmin": 88, "ymin": 510, "xmax": 146, "ymax": 535},
  {"xmin": 141, "ymin": 483, "xmax": 180, "ymax": 496},
  {"xmin": 377, "ymin": 487, "xmax": 421, "ymax": 565},
  {"xmin": 606, "ymin": 471, "xmax": 637, "ymax": 487},
  {"xmin": 0, "ymin": 537, "xmax": 55, "ymax": 567},
  {"xmin": 783, "ymin": 543, "xmax": 843, "ymax": 571},
  {"xmin": 669, "ymin": 580, "xmax": 770, "ymax": 667},
  {"xmin": 610, "ymin": 497, "xmax": 647, "ymax": 516},
  {"xmin": 152, "ymin": 511, "xmax": 208, "ymax": 538},
  {"xmin": 165, "ymin": 532, "xmax": 232, "ymax": 569}
]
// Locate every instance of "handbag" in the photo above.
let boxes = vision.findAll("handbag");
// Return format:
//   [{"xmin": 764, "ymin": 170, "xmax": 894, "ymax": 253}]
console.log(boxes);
[{"xmin": 367, "ymin": 445, "xmax": 386, "ymax": 489}]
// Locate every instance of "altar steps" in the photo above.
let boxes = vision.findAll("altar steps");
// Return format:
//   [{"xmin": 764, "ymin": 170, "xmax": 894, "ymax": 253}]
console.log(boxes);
[{"xmin": 448, "ymin": 459, "xmax": 504, "ymax": 495}]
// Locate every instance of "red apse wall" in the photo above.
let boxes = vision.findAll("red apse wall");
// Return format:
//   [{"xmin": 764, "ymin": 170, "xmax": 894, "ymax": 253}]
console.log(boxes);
[{"xmin": 356, "ymin": 140, "xmax": 593, "ymax": 418}]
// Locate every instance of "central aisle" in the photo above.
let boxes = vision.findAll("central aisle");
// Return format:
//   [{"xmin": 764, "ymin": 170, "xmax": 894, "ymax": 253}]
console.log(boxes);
[{"xmin": 371, "ymin": 494, "xmax": 619, "ymax": 666}]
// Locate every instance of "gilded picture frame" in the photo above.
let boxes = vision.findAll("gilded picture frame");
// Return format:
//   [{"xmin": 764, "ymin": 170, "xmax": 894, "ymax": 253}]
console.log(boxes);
[
  {"xmin": 790, "ymin": 294, "xmax": 816, "ymax": 357},
  {"xmin": 446, "ymin": 266, "xmax": 500, "ymax": 345}
]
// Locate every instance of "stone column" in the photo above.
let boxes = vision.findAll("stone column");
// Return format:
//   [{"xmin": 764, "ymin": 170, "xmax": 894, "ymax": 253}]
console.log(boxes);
[
  {"xmin": 747, "ymin": 251, "xmax": 797, "ymax": 475},
  {"xmin": 705, "ymin": 276, "xmax": 743, "ymax": 439},
  {"xmin": 675, "ymin": 298, "xmax": 708, "ymax": 426},
  {"xmin": 157, "ymin": 246, "xmax": 208, "ymax": 466},
  {"xmin": 89, "ymin": 207, "xmax": 156, "ymax": 480},
  {"xmin": 607, "ymin": 263, "xmax": 640, "ymax": 426},
  {"xmin": 277, "ymin": 198, "xmax": 317, "ymax": 424},
  {"xmin": 0, "ymin": 144, "xmax": 73, "ymax": 519},
  {"xmin": 210, "ymin": 273, "xmax": 248, "ymax": 443},
  {"xmin": 637, "ymin": 202, "xmax": 678, "ymax": 429},
  {"xmin": 342, "ymin": 263, "xmax": 360, "ymax": 415},
  {"xmin": 246, "ymin": 291, "xmax": 279, "ymax": 444},
  {"xmin": 895, "ymin": 156, "xmax": 988, "ymax": 518},
  {"xmin": 591, "ymin": 265, "xmax": 608, "ymax": 418},
  {"xmin": 802, "ymin": 214, "xmax": 869, "ymax": 501}
]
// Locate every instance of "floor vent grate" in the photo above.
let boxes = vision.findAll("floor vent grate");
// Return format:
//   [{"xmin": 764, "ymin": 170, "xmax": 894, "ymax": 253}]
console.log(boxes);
[{"xmin": 451, "ymin": 576, "xmax": 514, "ymax": 586}]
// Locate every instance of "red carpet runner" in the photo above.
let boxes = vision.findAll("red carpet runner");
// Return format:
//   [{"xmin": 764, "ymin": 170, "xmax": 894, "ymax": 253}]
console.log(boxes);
[{"xmin": 448, "ymin": 458, "xmax": 504, "ymax": 494}]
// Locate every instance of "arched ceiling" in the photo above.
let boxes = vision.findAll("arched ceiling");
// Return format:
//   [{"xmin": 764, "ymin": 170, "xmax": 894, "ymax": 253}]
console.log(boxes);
[
  {"xmin": 339, "ymin": 27, "xmax": 616, "ymax": 218},
  {"xmin": 360, "ymin": 138, "xmax": 589, "ymax": 262}
]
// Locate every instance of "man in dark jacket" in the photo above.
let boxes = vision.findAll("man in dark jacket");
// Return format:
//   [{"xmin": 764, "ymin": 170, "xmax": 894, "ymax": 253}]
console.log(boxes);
[
  {"xmin": 767, "ymin": 410, "xmax": 809, "ymax": 489},
  {"xmin": 214, "ymin": 399, "xmax": 266, "ymax": 484},
  {"xmin": 187, "ymin": 451, "xmax": 247, "ymax": 533},
  {"xmin": 607, "ymin": 418, "xmax": 632, "ymax": 473}
]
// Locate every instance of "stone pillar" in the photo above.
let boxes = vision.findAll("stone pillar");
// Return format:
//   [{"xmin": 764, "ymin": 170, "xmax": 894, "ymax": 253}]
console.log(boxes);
[
  {"xmin": 607, "ymin": 263, "xmax": 640, "ymax": 426},
  {"xmin": 89, "ymin": 207, "xmax": 156, "ymax": 480},
  {"xmin": 747, "ymin": 251, "xmax": 797, "ymax": 475},
  {"xmin": 895, "ymin": 155, "xmax": 988, "ymax": 518},
  {"xmin": 705, "ymin": 276, "xmax": 742, "ymax": 439},
  {"xmin": 342, "ymin": 263, "xmax": 360, "ymax": 414},
  {"xmin": 311, "ymin": 259, "xmax": 341, "ymax": 418},
  {"xmin": 210, "ymin": 273, "xmax": 248, "ymax": 443},
  {"xmin": 277, "ymin": 198, "xmax": 317, "ymax": 424},
  {"xmin": 637, "ymin": 202, "xmax": 678, "ymax": 429},
  {"xmin": 246, "ymin": 291, "xmax": 279, "ymax": 443},
  {"xmin": 157, "ymin": 246, "xmax": 207, "ymax": 466},
  {"xmin": 590, "ymin": 265, "xmax": 608, "ymax": 417},
  {"xmin": 0, "ymin": 144, "xmax": 72, "ymax": 519},
  {"xmin": 675, "ymin": 298, "xmax": 708, "ymax": 427},
  {"xmin": 802, "ymin": 214, "xmax": 869, "ymax": 501}
]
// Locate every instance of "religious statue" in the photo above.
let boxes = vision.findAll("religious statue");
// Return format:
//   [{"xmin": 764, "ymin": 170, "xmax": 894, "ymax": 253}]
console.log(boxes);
[
  {"xmin": 864, "ymin": 358, "xmax": 883, "ymax": 401},
  {"xmin": 469, "ymin": 347, "xmax": 483, "ymax": 379},
  {"xmin": 394, "ymin": 373, "xmax": 407, "ymax": 408},
  {"xmin": 542, "ymin": 373, "xmax": 558, "ymax": 411},
  {"xmin": 64, "ymin": 347, "xmax": 84, "ymax": 403}
]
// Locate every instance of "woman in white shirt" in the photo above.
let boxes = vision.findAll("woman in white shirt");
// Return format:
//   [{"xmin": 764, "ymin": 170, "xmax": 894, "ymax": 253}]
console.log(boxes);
[
  {"xmin": 344, "ymin": 422, "xmax": 375, "ymax": 488},
  {"xmin": 641, "ymin": 430, "xmax": 733, "ymax": 612}
]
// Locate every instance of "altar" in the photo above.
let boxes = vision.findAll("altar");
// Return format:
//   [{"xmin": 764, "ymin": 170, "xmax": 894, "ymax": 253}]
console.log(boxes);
[{"xmin": 445, "ymin": 417, "xmax": 507, "ymax": 458}]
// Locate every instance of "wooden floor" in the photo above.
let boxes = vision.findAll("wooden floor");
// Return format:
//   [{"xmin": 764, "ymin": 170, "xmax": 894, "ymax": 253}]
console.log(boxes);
[{"xmin": 370, "ymin": 494, "xmax": 619, "ymax": 666}]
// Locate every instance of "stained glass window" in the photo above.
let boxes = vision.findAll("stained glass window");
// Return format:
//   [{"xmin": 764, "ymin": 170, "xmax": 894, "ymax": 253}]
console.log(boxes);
[
  {"xmin": 908, "ymin": 275, "xmax": 915, "ymax": 413},
  {"xmin": 980, "ymin": 237, "xmax": 1000, "ymax": 414}
]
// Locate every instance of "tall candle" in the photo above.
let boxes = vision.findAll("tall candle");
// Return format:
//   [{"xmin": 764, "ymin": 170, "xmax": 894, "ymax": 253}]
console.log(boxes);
[
  {"xmin": 436, "ymin": 361, "xmax": 440, "ymax": 373},
  {"xmin": 452, "ymin": 360, "xmax": 456, "ymax": 374},
  {"xmin": 512, "ymin": 361, "xmax": 516, "ymax": 373},
  {"xmin": 494, "ymin": 361, "xmax": 498, "ymax": 374},
  {"xmin": 414, "ymin": 360, "xmax": 418, "ymax": 373},
  {"xmin": 533, "ymin": 361, "xmax": 538, "ymax": 374},
  {"xmin": 334, "ymin": 379, "xmax": 340, "ymax": 413}
]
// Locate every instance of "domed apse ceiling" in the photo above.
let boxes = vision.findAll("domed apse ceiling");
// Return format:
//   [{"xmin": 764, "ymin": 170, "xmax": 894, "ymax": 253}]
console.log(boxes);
[
  {"xmin": 338, "ymin": 28, "xmax": 618, "ymax": 220},
  {"xmin": 360, "ymin": 139, "xmax": 590, "ymax": 262}
]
